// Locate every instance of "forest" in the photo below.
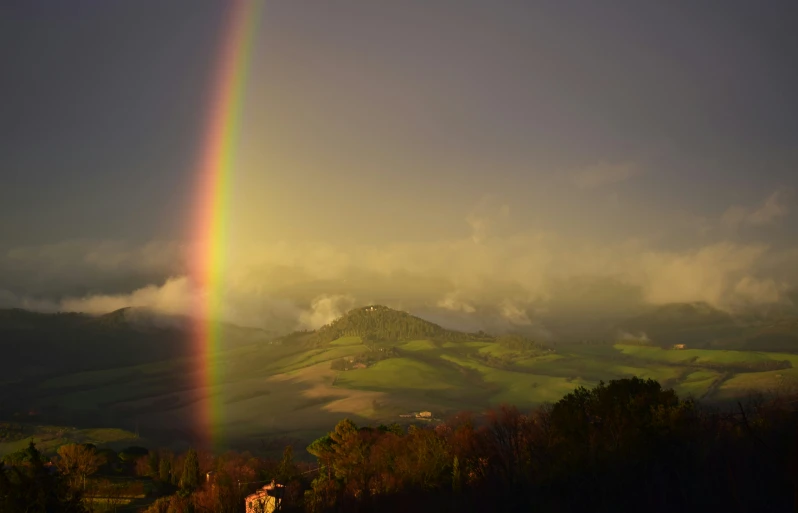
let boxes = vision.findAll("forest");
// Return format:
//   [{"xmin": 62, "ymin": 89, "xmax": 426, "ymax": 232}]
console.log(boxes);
[{"xmin": 2, "ymin": 377, "xmax": 797, "ymax": 512}]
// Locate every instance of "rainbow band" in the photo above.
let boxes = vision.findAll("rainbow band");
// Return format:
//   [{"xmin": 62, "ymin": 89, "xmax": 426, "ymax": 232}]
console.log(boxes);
[{"xmin": 192, "ymin": 0, "xmax": 263, "ymax": 450}]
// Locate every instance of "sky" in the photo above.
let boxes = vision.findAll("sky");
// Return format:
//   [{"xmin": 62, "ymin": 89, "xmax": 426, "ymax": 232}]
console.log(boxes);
[{"xmin": 1, "ymin": 1, "xmax": 797, "ymax": 333}]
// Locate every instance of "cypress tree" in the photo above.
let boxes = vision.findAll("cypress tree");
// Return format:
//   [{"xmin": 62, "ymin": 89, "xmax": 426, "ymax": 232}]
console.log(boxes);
[
  {"xmin": 159, "ymin": 458, "xmax": 171, "ymax": 482},
  {"xmin": 180, "ymin": 448, "xmax": 201, "ymax": 491}
]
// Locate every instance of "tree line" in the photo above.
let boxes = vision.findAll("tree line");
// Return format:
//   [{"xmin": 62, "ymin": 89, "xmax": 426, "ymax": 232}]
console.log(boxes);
[
  {"xmin": 302, "ymin": 378, "xmax": 798, "ymax": 512},
  {"xmin": 0, "ymin": 438, "xmax": 313, "ymax": 512},
  {"xmin": 3, "ymin": 377, "xmax": 798, "ymax": 512}
]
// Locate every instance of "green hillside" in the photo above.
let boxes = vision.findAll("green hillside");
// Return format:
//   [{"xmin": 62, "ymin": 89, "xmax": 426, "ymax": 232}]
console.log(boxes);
[{"xmin": 2, "ymin": 305, "xmax": 798, "ymax": 451}]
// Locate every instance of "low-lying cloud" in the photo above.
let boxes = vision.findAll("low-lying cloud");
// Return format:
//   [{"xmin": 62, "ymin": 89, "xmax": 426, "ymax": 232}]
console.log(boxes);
[
  {"xmin": 298, "ymin": 294, "xmax": 356, "ymax": 330},
  {"xmin": 59, "ymin": 277, "xmax": 197, "ymax": 317},
  {"xmin": 2, "ymin": 227, "xmax": 796, "ymax": 336}
]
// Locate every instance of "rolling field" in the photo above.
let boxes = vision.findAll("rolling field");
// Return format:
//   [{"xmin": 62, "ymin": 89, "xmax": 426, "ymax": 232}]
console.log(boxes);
[
  {"xmin": 615, "ymin": 345, "xmax": 797, "ymax": 366},
  {"xmin": 8, "ymin": 333, "xmax": 798, "ymax": 453},
  {"xmin": 673, "ymin": 370, "xmax": 723, "ymax": 398},
  {"xmin": 336, "ymin": 358, "xmax": 464, "ymax": 391},
  {"xmin": 330, "ymin": 336, "xmax": 363, "ymax": 346},
  {"xmin": 0, "ymin": 424, "xmax": 139, "ymax": 458}
]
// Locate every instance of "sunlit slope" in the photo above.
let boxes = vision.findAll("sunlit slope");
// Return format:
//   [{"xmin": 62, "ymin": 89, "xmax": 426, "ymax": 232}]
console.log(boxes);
[
  {"xmin": 33, "ymin": 332, "xmax": 795, "ymax": 425},
  {"xmin": 4, "ymin": 305, "xmax": 798, "ymax": 449}
]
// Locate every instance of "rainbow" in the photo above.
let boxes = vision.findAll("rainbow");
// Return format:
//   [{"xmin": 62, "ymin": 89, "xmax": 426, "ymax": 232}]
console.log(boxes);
[{"xmin": 191, "ymin": 0, "xmax": 263, "ymax": 450}]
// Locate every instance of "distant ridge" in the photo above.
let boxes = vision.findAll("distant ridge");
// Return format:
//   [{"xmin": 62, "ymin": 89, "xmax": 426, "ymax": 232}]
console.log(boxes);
[
  {"xmin": 614, "ymin": 301, "xmax": 798, "ymax": 351},
  {"xmin": 630, "ymin": 302, "xmax": 734, "ymax": 326},
  {"xmin": 0, "ymin": 307, "xmax": 279, "ymax": 380},
  {"xmin": 88, "ymin": 307, "xmax": 192, "ymax": 332}
]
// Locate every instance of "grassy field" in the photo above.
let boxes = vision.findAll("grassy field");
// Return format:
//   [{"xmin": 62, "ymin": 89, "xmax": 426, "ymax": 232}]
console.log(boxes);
[
  {"xmin": 277, "ymin": 345, "xmax": 369, "ymax": 373},
  {"xmin": 11, "ymin": 335, "xmax": 798, "ymax": 453},
  {"xmin": 615, "ymin": 345, "xmax": 793, "ymax": 366},
  {"xmin": 673, "ymin": 370, "xmax": 723, "ymax": 398},
  {"xmin": 0, "ymin": 425, "xmax": 139, "ymax": 458},
  {"xmin": 330, "ymin": 336, "xmax": 363, "ymax": 346},
  {"xmin": 400, "ymin": 339, "xmax": 439, "ymax": 352},
  {"xmin": 716, "ymin": 367, "xmax": 798, "ymax": 399}
]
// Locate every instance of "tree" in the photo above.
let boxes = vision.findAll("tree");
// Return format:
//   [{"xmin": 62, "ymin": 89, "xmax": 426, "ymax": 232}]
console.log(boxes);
[
  {"xmin": 118, "ymin": 446, "xmax": 148, "ymax": 462},
  {"xmin": 180, "ymin": 448, "xmax": 201, "ymax": 491},
  {"xmin": 159, "ymin": 458, "xmax": 171, "ymax": 482},
  {"xmin": 148, "ymin": 451, "xmax": 160, "ymax": 477},
  {"xmin": 377, "ymin": 423, "xmax": 404, "ymax": 436},
  {"xmin": 483, "ymin": 404, "xmax": 531, "ymax": 490},
  {"xmin": 0, "ymin": 442, "xmax": 86, "ymax": 512},
  {"xmin": 277, "ymin": 445, "xmax": 296, "ymax": 482},
  {"xmin": 56, "ymin": 443, "xmax": 104, "ymax": 490},
  {"xmin": 452, "ymin": 456, "xmax": 461, "ymax": 493}
]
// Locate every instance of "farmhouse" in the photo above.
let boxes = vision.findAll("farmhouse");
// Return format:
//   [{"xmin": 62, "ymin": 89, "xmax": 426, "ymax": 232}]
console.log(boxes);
[{"xmin": 245, "ymin": 481, "xmax": 284, "ymax": 513}]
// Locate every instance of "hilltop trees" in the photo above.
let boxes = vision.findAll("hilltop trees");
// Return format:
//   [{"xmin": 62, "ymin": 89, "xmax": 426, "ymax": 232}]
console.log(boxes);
[{"xmin": 310, "ymin": 305, "xmax": 471, "ymax": 345}]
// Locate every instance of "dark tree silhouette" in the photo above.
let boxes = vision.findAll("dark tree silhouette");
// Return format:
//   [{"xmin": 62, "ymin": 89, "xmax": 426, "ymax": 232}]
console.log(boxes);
[{"xmin": 180, "ymin": 448, "xmax": 201, "ymax": 491}]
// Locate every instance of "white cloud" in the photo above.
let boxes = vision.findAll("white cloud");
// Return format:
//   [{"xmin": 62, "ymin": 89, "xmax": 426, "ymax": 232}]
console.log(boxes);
[
  {"xmin": 60, "ymin": 276, "xmax": 197, "ymax": 316},
  {"xmin": 499, "ymin": 300, "xmax": 532, "ymax": 325},
  {"xmin": 571, "ymin": 161, "xmax": 640, "ymax": 189},
  {"xmin": 2, "ymin": 232, "xmax": 797, "ymax": 333},
  {"xmin": 437, "ymin": 291, "xmax": 476, "ymax": 313},
  {"xmin": 637, "ymin": 243, "xmax": 778, "ymax": 307},
  {"xmin": 298, "ymin": 294, "xmax": 355, "ymax": 330}
]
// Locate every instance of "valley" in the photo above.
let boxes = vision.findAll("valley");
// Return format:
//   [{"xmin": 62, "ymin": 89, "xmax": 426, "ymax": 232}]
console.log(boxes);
[{"xmin": 2, "ymin": 304, "xmax": 798, "ymax": 455}]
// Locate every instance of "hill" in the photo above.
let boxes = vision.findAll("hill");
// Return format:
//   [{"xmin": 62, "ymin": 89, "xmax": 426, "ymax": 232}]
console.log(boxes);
[
  {"xmin": 615, "ymin": 302, "xmax": 798, "ymax": 352},
  {"xmin": 3, "ymin": 304, "xmax": 798, "ymax": 453},
  {"xmin": 278, "ymin": 305, "xmax": 545, "ymax": 353},
  {"xmin": 0, "ymin": 307, "xmax": 277, "ymax": 381},
  {"xmin": 310, "ymin": 305, "xmax": 478, "ymax": 344},
  {"xmin": 625, "ymin": 302, "xmax": 734, "ymax": 327}
]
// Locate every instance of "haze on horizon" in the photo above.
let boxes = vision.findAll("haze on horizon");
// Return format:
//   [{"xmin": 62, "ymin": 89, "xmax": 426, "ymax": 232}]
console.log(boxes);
[{"xmin": 2, "ymin": 1, "xmax": 798, "ymax": 335}]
